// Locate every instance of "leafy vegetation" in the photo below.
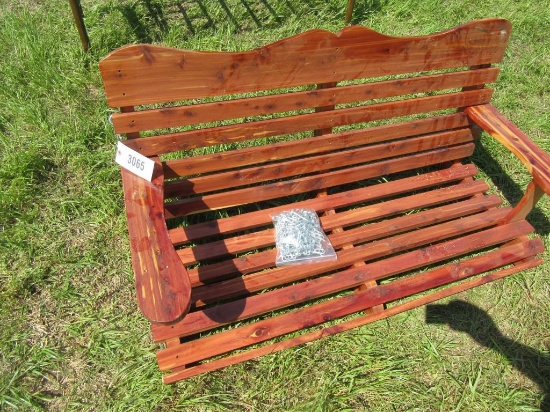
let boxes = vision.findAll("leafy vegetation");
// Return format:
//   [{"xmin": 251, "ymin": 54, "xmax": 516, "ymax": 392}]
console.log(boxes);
[{"xmin": 0, "ymin": 0, "xmax": 548, "ymax": 410}]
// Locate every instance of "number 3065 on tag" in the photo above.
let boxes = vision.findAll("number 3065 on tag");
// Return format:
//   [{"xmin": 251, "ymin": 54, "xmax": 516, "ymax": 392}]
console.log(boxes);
[{"xmin": 115, "ymin": 141, "xmax": 155, "ymax": 181}]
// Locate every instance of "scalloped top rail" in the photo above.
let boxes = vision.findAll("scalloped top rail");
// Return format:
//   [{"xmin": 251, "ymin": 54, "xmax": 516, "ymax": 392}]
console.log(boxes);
[{"xmin": 99, "ymin": 19, "xmax": 511, "ymax": 107}]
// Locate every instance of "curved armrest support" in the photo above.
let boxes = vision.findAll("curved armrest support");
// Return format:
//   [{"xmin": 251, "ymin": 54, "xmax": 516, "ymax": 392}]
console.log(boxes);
[
  {"xmin": 121, "ymin": 162, "xmax": 191, "ymax": 324},
  {"xmin": 465, "ymin": 104, "xmax": 550, "ymax": 195}
]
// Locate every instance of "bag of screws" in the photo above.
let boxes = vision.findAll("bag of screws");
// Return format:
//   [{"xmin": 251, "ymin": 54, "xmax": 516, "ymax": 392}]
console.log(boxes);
[{"xmin": 271, "ymin": 209, "xmax": 337, "ymax": 266}]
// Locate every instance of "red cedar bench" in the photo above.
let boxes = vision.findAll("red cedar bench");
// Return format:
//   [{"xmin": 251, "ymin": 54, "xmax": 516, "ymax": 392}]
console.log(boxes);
[{"xmin": 99, "ymin": 19, "xmax": 550, "ymax": 383}]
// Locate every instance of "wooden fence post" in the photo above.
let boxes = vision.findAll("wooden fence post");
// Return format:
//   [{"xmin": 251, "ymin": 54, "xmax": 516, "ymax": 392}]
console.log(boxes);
[{"xmin": 69, "ymin": 0, "xmax": 90, "ymax": 52}]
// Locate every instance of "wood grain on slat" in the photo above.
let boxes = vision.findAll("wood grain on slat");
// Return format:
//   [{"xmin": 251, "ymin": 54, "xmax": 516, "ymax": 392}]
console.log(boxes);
[
  {"xmin": 111, "ymin": 68, "xmax": 499, "ymax": 134},
  {"xmin": 176, "ymin": 179, "xmax": 489, "ymax": 266},
  {"xmin": 191, "ymin": 208, "xmax": 518, "ymax": 306},
  {"xmin": 167, "ymin": 221, "xmax": 530, "ymax": 343},
  {"xmin": 163, "ymin": 113, "xmax": 469, "ymax": 179},
  {"xmin": 126, "ymin": 90, "xmax": 492, "ymax": 157},
  {"xmin": 156, "ymin": 232, "xmax": 539, "ymax": 370},
  {"xmin": 185, "ymin": 195, "xmax": 502, "ymax": 286},
  {"xmin": 164, "ymin": 144, "xmax": 475, "ymax": 217},
  {"xmin": 162, "ymin": 252, "xmax": 542, "ymax": 382},
  {"xmin": 99, "ymin": 19, "xmax": 510, "ymax": 107},
  {"xmin": 466, "ymin": 104, "xmax": 550, "ymax": 195},
  {"xmin": 164, "ymin": 129, "xmax": 473, "ymax": 197},
  {"xmin": 179, "ymin": 165, "xmax": 486, "ymax": 283},
  {"xmin": 153, "ymin": 196, "xmax": 504, "ymax": 342},
  {"xmin": 121, "ymin": 164, "xmax": 191, "ymax": 324},
  {"xmin": 167, "ymin": 163, "xmax": 478, "ymax": 244}
]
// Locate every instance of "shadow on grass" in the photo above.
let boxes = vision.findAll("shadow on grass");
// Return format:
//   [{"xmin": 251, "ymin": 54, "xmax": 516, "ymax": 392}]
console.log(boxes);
[
  {"xmin": 345, "ymin": 0, "xmax": 387, "ymax": 24},
  {"xmin": 472, "ymin": 140, "xmax": 550, "ymax": 237},
  {"xmin": 175, "ymin": 0, "xmax": 215, "ymax": 35},
  {"xmin": 118, "ymin": 0, "xmax": 169, "ymax": 43},
  {"xmin": 426, "ymin": 300, "xmax": 550, "ymax": 411},
  {"xmin": 101, "ymin": 0, "xmax": 295, "ymax": 43}
]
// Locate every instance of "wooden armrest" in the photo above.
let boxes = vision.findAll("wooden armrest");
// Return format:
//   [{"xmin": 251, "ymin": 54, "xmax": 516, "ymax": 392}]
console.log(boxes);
[
  {"xmin": 121, "ymin": 162, "xmax": 191, "ymax": 324},
  {"xmin": 465, "ymin": 104, "xmax": 550, "ymax": 195}
]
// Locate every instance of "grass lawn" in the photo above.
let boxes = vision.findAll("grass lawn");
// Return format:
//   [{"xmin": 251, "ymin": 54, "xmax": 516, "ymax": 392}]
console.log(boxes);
[{"xmin": 0, "ymin": 0, "xmax": 549, "ymax": 410}]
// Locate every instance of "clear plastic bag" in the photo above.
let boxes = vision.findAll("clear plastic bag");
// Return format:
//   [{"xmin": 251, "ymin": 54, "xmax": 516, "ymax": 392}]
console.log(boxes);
[{"xmin": 272, "ymin": 209, "xmax": 337, "ymax": 266}]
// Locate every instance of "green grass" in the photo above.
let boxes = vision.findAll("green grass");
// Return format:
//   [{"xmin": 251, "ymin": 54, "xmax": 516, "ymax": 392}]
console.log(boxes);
[{"xmin": 0, "ymin": 0, "xmax": 549, "ymax": 410}]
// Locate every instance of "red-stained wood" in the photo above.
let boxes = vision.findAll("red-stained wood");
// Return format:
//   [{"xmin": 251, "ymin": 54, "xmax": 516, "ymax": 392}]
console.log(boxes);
[
  {"xmin": 125, "ymin": 90, "xmax": 492, "ymax": 157},
  {"xmin": 165, "ymin": 144, "xmax": 475, "ymax": 217},
  {"xmin": 99, "ymin": 20, "xmax": 510, "ymax": 107},
  {"xmin": 98, "ymin": 20, "xmax": 550, "ymax": 383},
  {"xmin": 466, "ymin": 104, "xmax": 550, "ymax": 195},
  {"xmin": 501, "ymin": 180, "xmax": 545, "ymax": 224},
  {"xmin": 176, "ymin": 179, "xmax": 490, "ymax": 267},
  {"xmin": 164, "ymin": 130, "xmax": 473, "ymax": 197},
  {"xmin": 156, "ymin": 235, "xmax": 542, "ymax": 371},
  {"xmin": 111, "ymin": 68, "xmax": 498, "ymax": 134},
  {"xmin": 162, "ymin": 255, "xmax": 542, "ymax": 383},
  {"xmin": 121, "ymin": 164, "xmax": 191, "ymax": 324},
  {"xmin": 190, "ymin": 208, "xmax": 520, "ymax": 307},
  {"xmin": 153, "ymin": 196, "xmax": 504, "ymax": 341},
  {"xmin": 184, "ymin": 195, "xmax": 502, "ymax": 286},
  {"xmin": 163, "ymin": 113, "xmax": 469, "ymax": 179},
  {"xmin": 167, "ymin": 163, "xmax": 479, "ymax": 245},
  {"xmin": 313, "ymin": 81, "xmax": 337, "ymax": 136},
  {"xmin": 120, "ymin": 106, "xmax": 140, "ymax": 139}
]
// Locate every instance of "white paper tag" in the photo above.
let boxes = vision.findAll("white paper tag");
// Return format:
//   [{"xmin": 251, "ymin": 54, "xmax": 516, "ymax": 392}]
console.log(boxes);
[{"xmin": 115, "ymin": 141, "xmax": 155, "ymax": 181}]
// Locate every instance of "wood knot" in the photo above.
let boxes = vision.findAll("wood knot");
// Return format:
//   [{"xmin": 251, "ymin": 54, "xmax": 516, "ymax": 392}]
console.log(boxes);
[{"xmin": 251, "ymin": 327, "xmax": 268, "ymax": 338}]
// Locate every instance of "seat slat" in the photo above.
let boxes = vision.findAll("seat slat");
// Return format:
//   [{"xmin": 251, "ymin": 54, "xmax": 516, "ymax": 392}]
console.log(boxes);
[
  {"xmin": 112, "ymin": 68, "xmax": 499, "ymax": 134},
  {"xmin": 184, "ymin": 194, "xmax": 502, "ymax": 285},
  {"xmin": 125, "ymin": 90, "xmax": 492, "ymax": 156},
  {"xmin": 161, "ymin": 248, "xmax": 543, "ymax": 383},
  {"xmin": 165, "ymin": 144, "xmax": 474, "ymax": 217},
  {"xmin": 177, "ymin": 179, "xmax": 489, "ymax": 266},
  {"xmin": 191, "ymin": 207, "xmax": 514, "ymax": 306},
  {"xmin": 156, "ymin": 230, "xmax": 540, "ymax": 370},
  {"xmin": 153, "ymin": 218, "xmax": 531, "ymax": 342},
  {"xmin": 167, "ymin": 163, "xmax": 479, "ymax": 244},
  {"xmin": 165, "ymin": 129, "xmax": 473, "ymax": 197}
]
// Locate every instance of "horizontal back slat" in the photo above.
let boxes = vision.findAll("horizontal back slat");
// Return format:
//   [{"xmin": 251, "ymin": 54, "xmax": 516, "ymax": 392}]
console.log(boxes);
[
  {"xmin": 163, "ymin": 113, "xmax": 469, "ymax": 178},
  {"xmin": 99, "ymin": 19, "xmax": 510, "ymax": 106},
  {"xmin": 164, "ymin": 129, "xmax": 473, "ymax": 197},
  {"xmin": 125, "ymin": 89, "xmax": 492, "ymax": 156},
  {"xmin": 110, "ymin": 67, "xmax": 499, "ymax": 134},
  {"xmin": 164, "ymin": 144, "xmax": 475, "ymax": 217}
]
